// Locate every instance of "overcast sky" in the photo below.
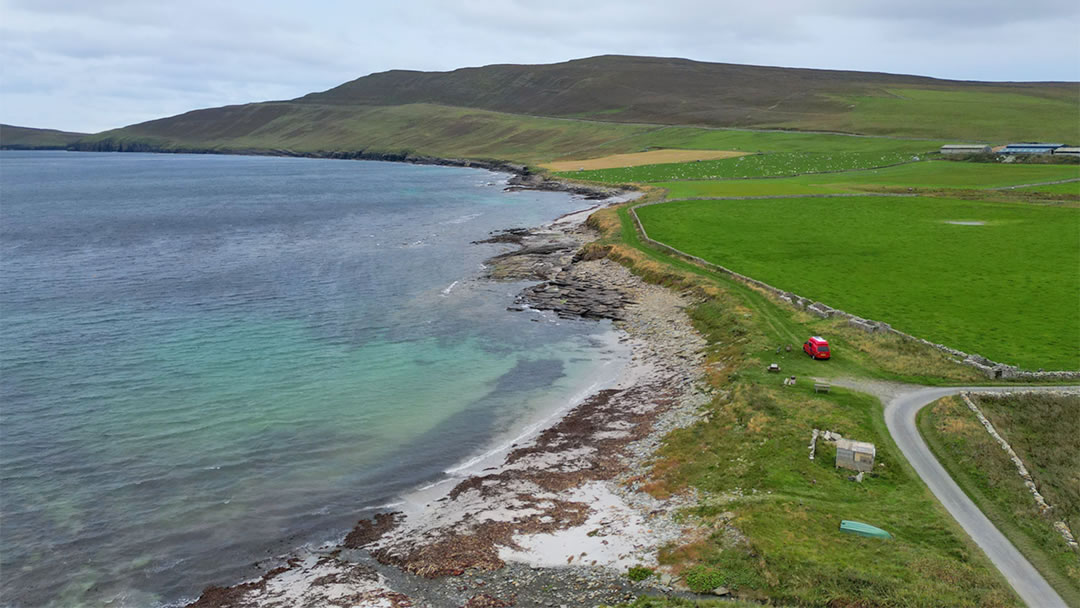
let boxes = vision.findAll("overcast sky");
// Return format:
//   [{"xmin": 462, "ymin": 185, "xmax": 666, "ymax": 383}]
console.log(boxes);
[{"xmin": 2, "ymin": 0, "xmax": 1078, "ymax": 133}]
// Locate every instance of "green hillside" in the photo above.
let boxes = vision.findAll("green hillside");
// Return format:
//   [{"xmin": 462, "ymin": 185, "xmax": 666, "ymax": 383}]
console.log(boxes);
[
  {"xmin": 73, "ymin": 103, "xmax": 663, "ymax": 165},
  {"xmin": 71, "ymin": 56, "xmax": 1078, "ymax": 162},
  {"xmin": 0, "ymin": 124, "xmax": 87, "ymax": 149}
]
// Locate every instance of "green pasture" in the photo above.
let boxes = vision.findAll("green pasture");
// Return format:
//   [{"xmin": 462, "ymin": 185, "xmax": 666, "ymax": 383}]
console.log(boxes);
[
  {"xmin": 765, "ymin": 87, "xmax": 1080, "ymax": 142},
  {"xmin": 617, "ymin": 126, "xmax": 944, "ymax": 155},
  {"xmin": 635, "ymin": 195, "xmax": 1080, "ymax": 370},
  {"xmin": 807, "ymin": 161, "xmax": 1080, "ymax": 190},
  {"xmin": 652, "ymin": 160, "xmax": 1080, "ymax": 199}
]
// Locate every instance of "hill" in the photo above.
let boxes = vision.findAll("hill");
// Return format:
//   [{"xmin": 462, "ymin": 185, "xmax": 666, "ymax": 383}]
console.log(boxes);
[
  {"xmin": 72, "ymin": 55, "xmax": 1079, "ymax": 163},
  {"xmin": 300, "ymin": 55, "xmax": 1078, "ymax": 137},
  {"xmin": 1, "ymin": 124, "xmax": 88, "ymax": 149}
]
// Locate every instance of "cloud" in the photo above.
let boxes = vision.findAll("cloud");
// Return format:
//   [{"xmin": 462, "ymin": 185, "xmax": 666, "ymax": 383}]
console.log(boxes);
[{"xmin": 1, "ymin": 0, "xmax": 1076, "ymax": 132}]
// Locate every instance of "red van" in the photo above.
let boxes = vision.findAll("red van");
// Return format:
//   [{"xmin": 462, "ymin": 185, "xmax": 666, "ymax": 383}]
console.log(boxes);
[{"xmin": 804, "ymin": 336, "xmax": 830, "ymax": 360}]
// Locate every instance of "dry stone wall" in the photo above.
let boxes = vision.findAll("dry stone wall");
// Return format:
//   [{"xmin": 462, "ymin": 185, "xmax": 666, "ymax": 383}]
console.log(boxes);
[
  {"xmin": 628, "ymin": 197, "xmax": 1080, "ymax": 380},
  {"xmin": 960, "ymin": 391, "xmax": 1079, "ymax": 550}
]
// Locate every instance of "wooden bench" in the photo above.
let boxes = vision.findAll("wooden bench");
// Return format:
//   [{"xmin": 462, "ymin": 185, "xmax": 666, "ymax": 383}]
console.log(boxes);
[{"xmin": 814, "ymin": 382, "xmax": 831, "ymax": 393}]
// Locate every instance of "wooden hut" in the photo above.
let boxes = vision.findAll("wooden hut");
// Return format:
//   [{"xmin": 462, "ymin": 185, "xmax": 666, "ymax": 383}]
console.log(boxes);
[{"xmin": 835, "ymin": 439, "xmax": 875, "ymax": 472}]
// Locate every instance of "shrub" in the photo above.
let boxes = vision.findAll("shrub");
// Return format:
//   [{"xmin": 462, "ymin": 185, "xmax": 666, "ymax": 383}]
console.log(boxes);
[
  {"xmin": 683, "ymin": 565, "xmax": 727, "ymax": 593},
  {"xmin": 627, "ymin": 566, "xmax": 654, "ymax": 582}
]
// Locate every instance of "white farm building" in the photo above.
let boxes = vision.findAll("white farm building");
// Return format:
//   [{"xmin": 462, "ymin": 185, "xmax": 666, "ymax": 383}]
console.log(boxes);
[{"xmin": 940, "ymin": 144, "xmax": 992, "ymax": 155}]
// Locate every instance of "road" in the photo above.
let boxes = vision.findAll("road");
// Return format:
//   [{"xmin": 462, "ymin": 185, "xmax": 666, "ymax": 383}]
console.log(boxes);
[{"xmin": 866, "ymin": 383, "xmax": 1070, "ymax": 608}]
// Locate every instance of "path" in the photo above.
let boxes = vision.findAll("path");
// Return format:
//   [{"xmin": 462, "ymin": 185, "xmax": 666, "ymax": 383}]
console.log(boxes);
[{"xmin": 831, "ymin": 379, "xmax": 1071, "ymax": 608}]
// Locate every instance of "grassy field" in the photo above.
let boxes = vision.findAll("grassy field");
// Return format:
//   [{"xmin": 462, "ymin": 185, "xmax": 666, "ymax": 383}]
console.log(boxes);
[
  {"xmin": 650, "ymin": 160, "xmax": 1080, "ymax": 199},
  {"xmin": 635, "ymin": 195, "xmax": 1080, "ymax": 370},
  {"xmin": 918, "ymin": 393, "xmax": 1080, "ymax": 606},
  {"xmin": 614, "ymin": 126, "xmax": 946, "ymax": 155},
  {"xmin": 579, "ymin": 206, "xmax": 1015, "ymax": 607}
]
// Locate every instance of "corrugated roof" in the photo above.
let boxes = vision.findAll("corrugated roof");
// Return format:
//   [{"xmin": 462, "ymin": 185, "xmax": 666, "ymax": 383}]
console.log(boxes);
[{"xmin": 836, "ymin": 439, "xmax": 875, "ymax": 455}]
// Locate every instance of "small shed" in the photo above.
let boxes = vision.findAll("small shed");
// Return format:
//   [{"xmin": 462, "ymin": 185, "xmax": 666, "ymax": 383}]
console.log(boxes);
[
  {"xmin": 835, "ymin": 439, "xmax": 876, "ymax": 472},
  {"xmin": 1000, "ymin": 143, "xmax": 1063, "ymax": 155},
  {"xmin": 940, "ymin": 144, "xmax": 991, "ymax": 155}
]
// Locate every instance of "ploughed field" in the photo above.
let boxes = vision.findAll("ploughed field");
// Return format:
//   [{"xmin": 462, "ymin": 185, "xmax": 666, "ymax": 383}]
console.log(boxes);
[{"xmin": 635, "ymin": 194, "xmax": 1079, "ymax": 370}]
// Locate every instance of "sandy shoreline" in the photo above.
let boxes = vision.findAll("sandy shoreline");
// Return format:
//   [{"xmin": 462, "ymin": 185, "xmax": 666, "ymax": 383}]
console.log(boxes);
[{"xmin": 187, "ymin": 194, "xmax": 710, "ymax": 608}]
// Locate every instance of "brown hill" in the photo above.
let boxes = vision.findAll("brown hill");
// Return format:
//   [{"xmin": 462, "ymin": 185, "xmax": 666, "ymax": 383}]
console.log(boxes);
[{"xmin": 296, "ymin": 54, "xmax": 1075, "ymax": 127}]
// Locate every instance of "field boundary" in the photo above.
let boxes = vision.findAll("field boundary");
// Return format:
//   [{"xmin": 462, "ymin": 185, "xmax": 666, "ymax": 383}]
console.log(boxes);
[
  {"xmin": 626, "ymin": 195, "xmax": 1080, "ymax": 380},
  {"xmin": 989, "ymin": 177, "xmax": 1080, "ymax": 191},
  {"xmin": 959, "ymin": 391, "xmax": 1079, "ymax": 549},
  {"xmin": 651, "ymin": 158, "xmax": 923, "ymax": 182}
]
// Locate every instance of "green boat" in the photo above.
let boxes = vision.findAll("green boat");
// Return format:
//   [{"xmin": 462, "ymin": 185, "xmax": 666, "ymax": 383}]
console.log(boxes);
[{"xmin": 840, "ymin": 520, "xmax": 892, "ymax": 539}]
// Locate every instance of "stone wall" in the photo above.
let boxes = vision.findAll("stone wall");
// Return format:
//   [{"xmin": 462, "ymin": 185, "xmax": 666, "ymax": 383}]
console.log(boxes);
[
  {"xmin": 960, "ymin": 392, "xmax": 1079, "ymax": 550},
  {"xmin": 627, "ymin": 197, "xmax": 1080, "ymax": 380}
]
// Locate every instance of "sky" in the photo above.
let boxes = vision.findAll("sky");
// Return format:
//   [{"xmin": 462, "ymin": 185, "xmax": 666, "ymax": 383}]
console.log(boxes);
[{"xmin": 2, "ymin": 0, "xmax": 1078, "ymax": 133}]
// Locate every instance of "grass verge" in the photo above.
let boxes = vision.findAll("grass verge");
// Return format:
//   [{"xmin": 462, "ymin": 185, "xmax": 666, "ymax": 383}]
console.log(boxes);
[{"xmin": 918, "ymin": 393, "xmax": 1080, "ymax": 607}]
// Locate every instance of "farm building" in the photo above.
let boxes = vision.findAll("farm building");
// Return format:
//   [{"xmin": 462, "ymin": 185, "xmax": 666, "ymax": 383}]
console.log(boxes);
[
  {"xmin": 1052, "ymin": 146, "xmax": 1080, "ymax": 156},
  {"xmin": 835, "ymin": 439, "xmax": 876, "ymax": 473},
  {"xmin": 1000, "ymin": 142, "xmax": 1064, "ymax": 155},
  {"xmin": 940, "ymin": 144, "xmax": 991, "ymax": 155}
]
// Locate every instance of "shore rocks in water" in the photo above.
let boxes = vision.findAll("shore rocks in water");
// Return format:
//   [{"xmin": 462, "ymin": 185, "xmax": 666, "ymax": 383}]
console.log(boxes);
[
  {"xmin": 480, "ymin": 228, "xmax": 586, "ymax": 282},
  {"xmin": 518, "ymin": 271, "xmax": 634, "ymax": 321},
  {"xmin": 504, "ymin": 173, "xmax": 622, "ymax": 200},
  {"xmin": 480, "ymin": 224, "xmax": 635, "ymax": 321}
]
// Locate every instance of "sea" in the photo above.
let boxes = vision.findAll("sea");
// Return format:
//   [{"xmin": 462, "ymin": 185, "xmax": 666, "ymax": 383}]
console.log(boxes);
[{"xmin": 0, "ymin": 151, "xmax": 629, "ymax": 607}]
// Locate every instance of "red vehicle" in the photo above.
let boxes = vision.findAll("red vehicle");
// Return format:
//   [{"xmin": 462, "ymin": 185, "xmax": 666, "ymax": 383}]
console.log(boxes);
[{"xmin": 804, "ymin": 336, "xmax": 831, "ymax": 360}]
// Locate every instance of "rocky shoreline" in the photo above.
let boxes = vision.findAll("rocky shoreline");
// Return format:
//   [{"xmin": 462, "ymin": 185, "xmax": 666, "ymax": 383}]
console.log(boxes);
[{"xmin": 186, "ymin": 198, "xmax": 711, "ymax": 608}]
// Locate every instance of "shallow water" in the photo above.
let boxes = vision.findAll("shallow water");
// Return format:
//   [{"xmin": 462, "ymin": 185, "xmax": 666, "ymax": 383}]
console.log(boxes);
[{"xmin": 0, "ymin": 151, "xmax": 628, "ymax": 607}]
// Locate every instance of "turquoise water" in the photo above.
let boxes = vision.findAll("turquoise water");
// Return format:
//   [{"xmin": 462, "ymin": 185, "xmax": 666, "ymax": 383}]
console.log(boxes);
[{"xmin": 0, "ymin": 151, "xmax": 628, "ymax": 607}]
